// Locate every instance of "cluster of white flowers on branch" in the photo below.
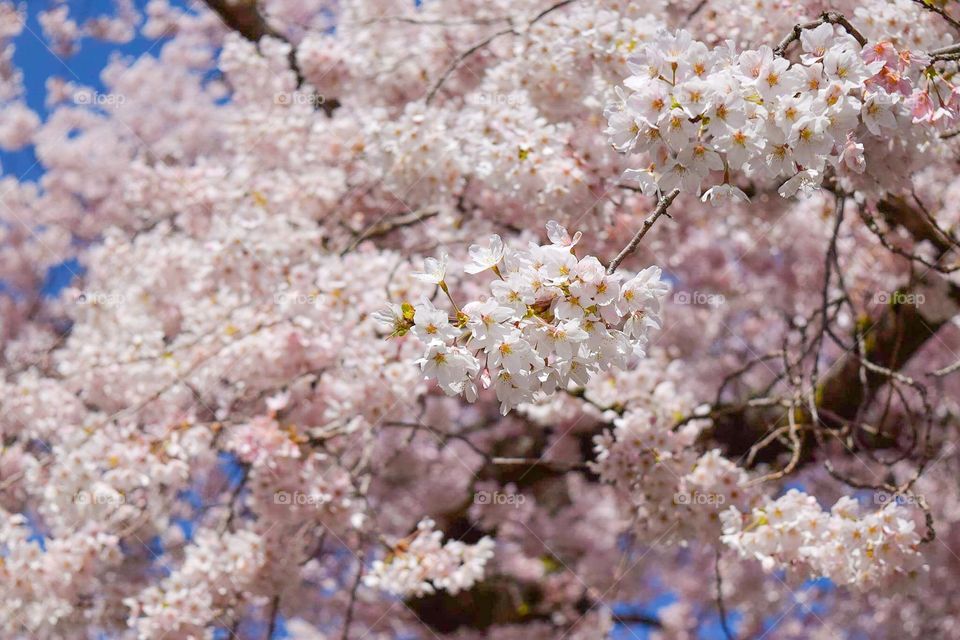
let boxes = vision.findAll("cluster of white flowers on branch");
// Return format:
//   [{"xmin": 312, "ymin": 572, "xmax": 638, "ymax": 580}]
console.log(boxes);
[
  {"xmin": 605, "ymin": 24, "xmax": 948, "ymax": 201},
  {"xmin": 124, "ymin": 529, "xmax": 265, "ymax": 638},
  {"xmin": 593, "ymin": 408, "xmax": 756, "ymax": 544},
  {"xmin": 364, "ymin": 518, "xmax": 495, "ymax": 597},
  {"xmin": 377, "ymin": 222, "xmax": 670, "ymax": 413},
  {"xmin": 721, "ymin": 489, "xmax": 928, "ymax": 589},
  {"xmin": 0, "ymin": 513, "xmax": 122, "ymax": 633}
]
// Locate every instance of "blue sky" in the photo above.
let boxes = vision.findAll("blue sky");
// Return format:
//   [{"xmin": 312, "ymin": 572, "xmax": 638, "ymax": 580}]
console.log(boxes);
[
  {"xmin": 3, "ymin": 1, "xmax": 193, "ymax": 293},
  {"xmin": 1, "ymin": 0, "xmax": 190, "ymax": 180}
]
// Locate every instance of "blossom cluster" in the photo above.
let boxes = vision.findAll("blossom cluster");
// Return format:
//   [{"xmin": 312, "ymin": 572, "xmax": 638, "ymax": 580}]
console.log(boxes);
[
  {"xmin": 605, "ymin": 25, "xmax": 941, "ymax": 201},
  {"xmin": 125, "ymin": 529, "xmax": 265, "ymax": 637},
  {"xmin": 364, "ymin": 518, "xmax": 496, "ymax": 597},
  {"xmin": 0, "ymin": 513, "xmax": 122, "ymax": 634},
  {"xmin": 721, "ymin": 489, "xmax": 928, "ymax": 588},
  {"xmin": 380, "ymin": 222, "xmax": 670, "ymax": 413},
  {"xmin": 593, "ymin": 406, "xmax": 755, "ymax": 543}
]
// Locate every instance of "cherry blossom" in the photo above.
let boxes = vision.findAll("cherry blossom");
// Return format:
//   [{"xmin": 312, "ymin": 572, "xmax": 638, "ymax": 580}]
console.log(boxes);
[
  {"xmin": 385, "ymin": 222, "xmax": 669, "ymax": 414},
  {"xmin": 2, "ymin": 0, "xmax": 960, "ymax": 638},
  {"xmin": 364, "ymin": 518, "xmax": 495, "ymax": 597}
]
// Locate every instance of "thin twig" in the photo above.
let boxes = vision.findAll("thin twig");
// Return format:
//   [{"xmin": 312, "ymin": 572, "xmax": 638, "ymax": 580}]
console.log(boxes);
[
  {"xmin": 425, "ymin": 0, "xmax": 579, "ymax": 104},
  {"xmin": 341, "ymin": 556, "xmax": 365, "ymax": 640},
  {"xmin": 613, "ymin": 612, "xmax": 663, "ymax": 628},
  {"xmin": 684, "ymin": 0, "xmax": 709, "ymax": 24},
  {"xmin": 715, "ymin": 549, "xmax": 736, "ymax": 640},
  {"xmin": 491, "ymin": 456, "xmax": 588, "ymax": 471},
  {"xmin": 930, "ymin": 42, "xmax": 960, "ymax": 57},
  {"xmin": 911, "ymin": 0, "xmax": 960, "ymax": 31},
  {"xmin": 425, "ymin": 28, "xmax": 514, "ymax": 103},
  {"xmin": 607, "ymin": 189, "xmax": 680, "ymax": 274},
  {"xmin": 857, "ymin": 202, "xmax": 960, "ymax": 273},
  {"xmin": 350, "ymin": 15, "xmax": 511, "ymax": 27},
  {"xmin": 774, "ymin": 12, "xmax": 867, "ymax": 57},
  {"xmin": 931, "ymin": 357, "xmax": 960, "ymax": 377},
  {"xmin": 266, "ymin": 595, "xmax": 280, "ymax": 640},
  {"xmin": 342, "ymin": 208, "xmax": 440, "ymax": 254}
]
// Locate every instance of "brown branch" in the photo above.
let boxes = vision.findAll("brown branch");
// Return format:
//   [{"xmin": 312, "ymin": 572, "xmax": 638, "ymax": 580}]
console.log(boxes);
[
  {"xmin": 202, "ymin": 0, "xmax": 278, "ymax": 42},
  {"xmin": 911, "ymin": 0, "xmax": 960, "ymax": 31},
  {"xmin": 613, "ymin": 612, "xmax": 663, "ymax": 628},
  {"xmin": 710, "ymin": 196, "xmax": 959, "ymax": 462},
  {"xmin": 426, "ymin": 28, "xmax": 515, "ymax": 104},
  {"xmin": 860, "ymin": 201, "xmax": 960, "ymax": 273},
  {"xmin": 341, "ymin": 556, "xmax": 364, "ymax": 640},
  {"xmin": 200, "ymin": 0, "xmax": 340, "ymax": 114},
  {"xmin": 607, "ymin": 189, "xmax": 680, "ymax": 274},
  {"xmin": 774, "ymin": 12, "xmax": 867, "ymax": 57},
  {"xmin": 880, "ymin": 194, "xmax": 959, "ymax": 253},
  {"xmin": 265, "ymin": 595, "xmax": 280, "ymax": 640},
  {"xmin": 930, "ymin": 42, "xmax": 960, "ymax": 57},
  {"xmin": 684, "ymin": 0, "xmax": 710, "ymax": 24},
  {"xmin": 715, "ymin": 549, "xmax": 736, "ymax": 640},
  {"xmin": 343, "ymin": 208, "xmax": 441, "ymax": 254}
]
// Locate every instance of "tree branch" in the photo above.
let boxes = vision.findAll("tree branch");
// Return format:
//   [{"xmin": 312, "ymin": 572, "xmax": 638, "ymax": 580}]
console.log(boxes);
[
  {"xmin": 425, "ymin": 0, "xmax": 579, "ymax": 104},
  {"xmin": 709, "ymin": 196, "xmax": 959, "ymax": 462},
  {"xmin": 202, "ymin": 0, "xmax": 278, "ymax": 42},
  {"xmin": 911, "ymin": 0, "xmax": 960, "ymax": 31},
  {"xmin": 606, "ymin": 189, "xmax": 680, "ymax": 274},
  {"xmin": 774, "ymin": 12, "xmax": 867, "ymax": 57},
  {"xmin": 200, "ymin": 0, "xmax": 340, "ymax": 114}
]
